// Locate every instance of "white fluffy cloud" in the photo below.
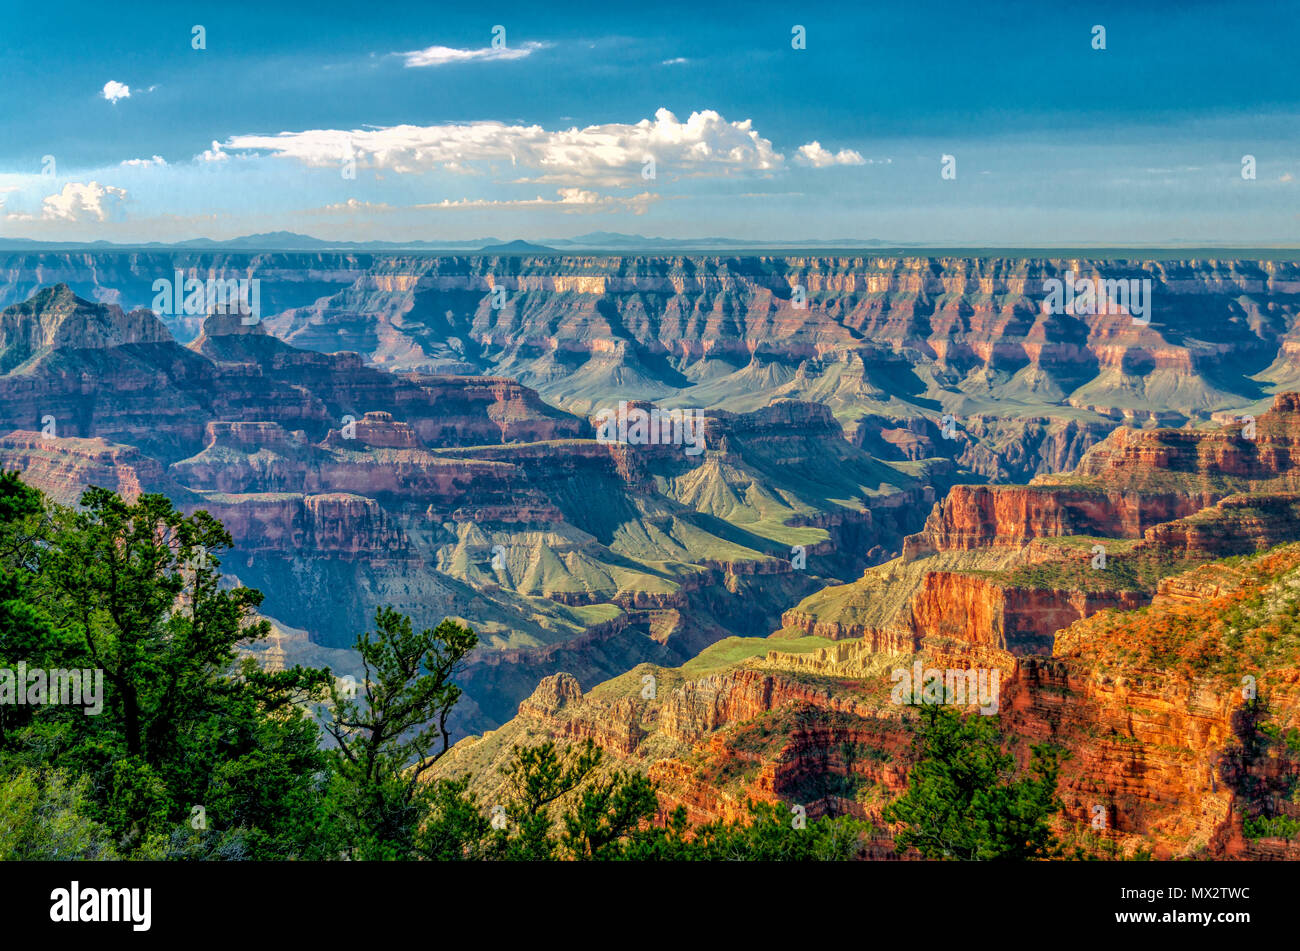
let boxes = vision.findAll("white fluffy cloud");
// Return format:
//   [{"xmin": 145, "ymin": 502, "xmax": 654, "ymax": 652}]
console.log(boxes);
[
  {"xmin": 217, "ymin": 108, "xmax": 783, "ymax": 184},
  {"xmin": 795, "ymin": 141, "xmax": 866, "ymax": 167},
  {"xmin": 308, "ymin": 190, "xmax": 658, "ymax": 216},
  {"xmin": 198, "ymin": 140, "xmax": 229, "ymax": 163},
  {"xmin": 101, "ymin": 80, "xmax": 131, "ymax": 103},
  {"xmin": 417, "ymin": 188, "xmax": 659, "ymax": 214},
  {"xmin": 399, "ymin": 41, "xmax": 547, "ymax": 67},
  {"xmin": 121, "ymin": 155, "xmax": 167, "ymax": 168},
  {"xmin": 39, "ymin": 182, "xmax": 128, "ymax": 222},
  {"xmin": 309, "ymin": 199, "xmax": 396, "ymax": 214}
]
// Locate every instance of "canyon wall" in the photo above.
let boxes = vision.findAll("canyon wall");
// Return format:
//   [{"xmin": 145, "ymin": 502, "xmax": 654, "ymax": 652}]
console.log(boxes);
[{"xmin": 8, "ymin": 255, "xmax": 1300, "ymax": 482}]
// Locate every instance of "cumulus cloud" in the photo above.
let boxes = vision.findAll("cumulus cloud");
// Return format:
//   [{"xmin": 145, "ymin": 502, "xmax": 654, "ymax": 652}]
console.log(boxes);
[
  {"xmin": 101, "ymin": 80, "xmax": 131, "ymax": 103},
  {"xmin": 307, "ymin": 199, "xmax": 397, "ymax": 214},
  {"xmin": 399, "ymin": 41, "xmax": 547, "ymax": 68},
  {"xmin": 39, "ymin": 182, "xmax": 128, "ymax": 222},
  {"xmin": 121, "ymin": 155, "xmax": 167, "ymax": 168},
  {"xmin": 303, "ymin": 191, "xmax": 657, "ymax": 217},
  {"xmin": 795, "ymin": 141, "xmax": 867, "ymax": 168},
  {"xmin": 198, "ymin": 140, "xmax": 229, "ymax": 163},
  {"xmin": 662, "ymin": 57, "xmax": 689, "ymax": 65},
  {"xmin": 218, "ymin": 108, "xmax": 783, "ymax": 185},
  {"xmin": 417, "ymin": 188, "xmax": 659, "ymax": 214}
]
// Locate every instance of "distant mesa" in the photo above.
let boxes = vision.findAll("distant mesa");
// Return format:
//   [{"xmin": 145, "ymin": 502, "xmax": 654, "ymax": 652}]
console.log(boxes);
[{"xmin": 478, "ymin": 239, "xmax": 557, "ymax": 255}]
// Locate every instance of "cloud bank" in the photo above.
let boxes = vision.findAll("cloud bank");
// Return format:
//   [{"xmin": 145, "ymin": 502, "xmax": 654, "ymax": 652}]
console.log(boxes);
[{"xmin": 217, "ymin": 108, "xmax": 797, "ymax": 184}]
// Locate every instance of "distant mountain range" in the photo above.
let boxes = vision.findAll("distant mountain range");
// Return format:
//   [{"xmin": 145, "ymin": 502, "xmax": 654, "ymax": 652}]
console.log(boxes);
[
  {"xmin": 0, "ymin": 231, "xmax": 1292, "ymax": 254},
  {"xmin": 0, "ymin": 230, "xmax": 918, "ymax": 253}
]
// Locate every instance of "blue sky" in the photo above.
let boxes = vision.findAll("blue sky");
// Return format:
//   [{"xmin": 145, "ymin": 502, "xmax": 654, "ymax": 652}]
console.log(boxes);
[{"xmin": 0, "ymin": 0, "xmax": 1296, "ymax": 245}]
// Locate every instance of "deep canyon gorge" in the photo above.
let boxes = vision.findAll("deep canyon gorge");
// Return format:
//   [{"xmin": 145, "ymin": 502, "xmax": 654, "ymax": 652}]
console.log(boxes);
[{"xmin": 2, "ymin": 251, "xmax": 1298, "ymax": 857}]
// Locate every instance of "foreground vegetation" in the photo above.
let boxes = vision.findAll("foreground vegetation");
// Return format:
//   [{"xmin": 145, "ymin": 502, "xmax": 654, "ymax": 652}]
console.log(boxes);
[{"xmin": 0, "ymin": 474, "xmax": 1065, "ymax": 860}]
